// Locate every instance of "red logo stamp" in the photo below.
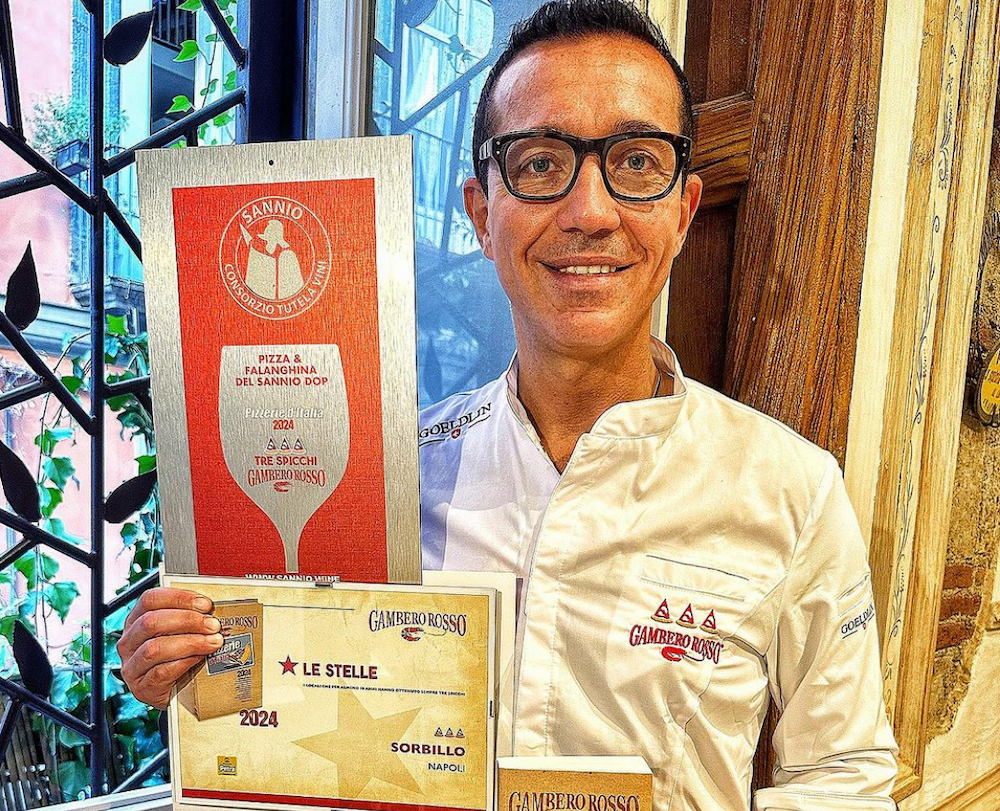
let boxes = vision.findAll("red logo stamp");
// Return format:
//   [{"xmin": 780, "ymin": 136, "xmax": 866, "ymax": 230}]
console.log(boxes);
[{"xmin": 219, "ymin": 196, "xmax": 332, "ymax": 320}]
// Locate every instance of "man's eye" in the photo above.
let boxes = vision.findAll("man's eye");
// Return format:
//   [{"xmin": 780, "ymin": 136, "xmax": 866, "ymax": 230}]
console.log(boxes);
[
  {"xmin": 526, "ymin": 157, "xmax": 554, "ymax": 173},
  {"xmin": 621, "ymin": 152, "xmax": 655, "ymax": 171}
]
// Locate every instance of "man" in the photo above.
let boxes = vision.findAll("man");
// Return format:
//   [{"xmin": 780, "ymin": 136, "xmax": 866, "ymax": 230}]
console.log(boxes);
[{"xmin": 119, "ymin": 1, "xmax": 898, "ymax": 809}]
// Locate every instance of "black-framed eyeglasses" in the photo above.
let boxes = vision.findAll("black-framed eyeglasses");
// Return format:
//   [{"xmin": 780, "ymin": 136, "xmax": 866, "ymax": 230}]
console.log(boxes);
[{"xmin": 477, "ymin": 129, "xmax": 692, "ymax": 202}]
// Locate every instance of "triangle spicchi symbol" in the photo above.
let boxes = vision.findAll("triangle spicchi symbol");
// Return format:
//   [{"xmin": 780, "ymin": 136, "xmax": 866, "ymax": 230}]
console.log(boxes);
[
  {"xmin": 652, "ymin": 599, "xmax": 672, "ymax": 623},
  {"xmin": 700, "ymin": 609, "xmax": 717, "ymax": 635}
]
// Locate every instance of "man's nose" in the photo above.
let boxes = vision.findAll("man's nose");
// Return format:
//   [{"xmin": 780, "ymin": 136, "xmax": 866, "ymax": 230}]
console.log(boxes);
[{"xmin": 554, "ymin": 154, "xmax": 621, "ymax": 235}]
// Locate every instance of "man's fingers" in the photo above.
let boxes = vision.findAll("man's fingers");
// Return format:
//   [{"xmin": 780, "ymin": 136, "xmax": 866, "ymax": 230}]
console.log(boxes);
[
  {"xmin": 133, "ymin": 655, "xmax": 205, "ymax": 710},
  {"xmin": 118, "ymin": 608, "xmax": 222, "ymax": 661},
  {"xmin": 121, "ymin": 632, "xmax": 223, "ymax": 690},
  {"xmin": 124, "ymin": 588, "xmax": 213, "ymax": 632}
]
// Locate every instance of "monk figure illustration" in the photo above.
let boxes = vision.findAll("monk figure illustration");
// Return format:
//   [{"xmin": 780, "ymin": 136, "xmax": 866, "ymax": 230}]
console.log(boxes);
[{"xmin": 240, "ymin": 219, "xmax": 305, "ymax": 300}]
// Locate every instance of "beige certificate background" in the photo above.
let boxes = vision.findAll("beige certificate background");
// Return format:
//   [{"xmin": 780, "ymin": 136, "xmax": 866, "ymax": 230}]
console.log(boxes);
[{"xmin": 165, "ymin": 576, "xmax": 496, "ymax": 811}]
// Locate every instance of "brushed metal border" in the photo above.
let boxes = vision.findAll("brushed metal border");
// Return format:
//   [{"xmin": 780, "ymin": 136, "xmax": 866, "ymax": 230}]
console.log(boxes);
[{"xmin": 137, "ymin": 137, "xmax": 420, "ymax": 582}]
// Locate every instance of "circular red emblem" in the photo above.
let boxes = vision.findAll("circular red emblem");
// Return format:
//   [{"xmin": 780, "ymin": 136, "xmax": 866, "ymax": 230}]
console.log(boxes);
[
  {"xmin": 451, "ymin": 427, "xmax": 462, "ymax": 439},
  {"xmin": 219, "ymin": 196, "xmax": 332, "ymax": 320}
]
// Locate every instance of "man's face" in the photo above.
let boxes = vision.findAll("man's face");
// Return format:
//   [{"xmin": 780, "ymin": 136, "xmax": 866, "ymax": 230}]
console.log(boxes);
[{"xmin": 464, "ymin": 34, "xmax": 702, "ymax": 361}]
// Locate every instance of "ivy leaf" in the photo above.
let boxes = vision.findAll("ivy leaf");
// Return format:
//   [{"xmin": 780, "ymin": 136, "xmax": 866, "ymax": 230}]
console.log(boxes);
[
  {"xmin": 41, "ymin": 553, "xmax": 59, "ymax": 580},
  {"xmin": 199, "ymin": 78, "xmax": 219, "ymax": 98},
  {"xmin": 115, "ymin": 692, "xmax": 151, "ymax": 722},
  {"xmin": 167, "ymin": 94, "xmax": 193, "ymax": 114},
  {"xmin": 44, "ymin": 582, "xmax": 80, "ymax": 622},
  {"xmin": 43, "ymin": 518, "xmax": 84, "ymax": 545},
  {"xmin": 42, "ymin": 456, "xmax": 75, "ymax": 489},
  {"xmin": 5, "ymin": 243, "xmax": 40, "ymax": 331},
  {"xmin": 212, "ymin": 112, "xmax": 233, "ymax": 127},
  {"xmin": 49, "ymin": 670, "xmax": 82, "ymax": 710},
  {"xmin": 57, "ymin": 759, "xmax": 89, "ymax": 803},
  {"xmin": 106, "ymin": 394, "xmax": 131, "ymax": 411},
  {"xmin": 174, "ymin": 39, "xmax": 202, "ymax": 62},
  {"xmin": 105, "ymin": 469, "xmax": 157, "ymax": 523},
  {"xmin": 106, "ymin": 314, "xmax": 127, "ymax": 336},
  {"xmin": 13, "ymin": 554, "xmax": 36, "ymax": 587},
  {"xmin": 223, "ymin": 69, "xmax": 237, "ymax": 92},
  {"xmin": 40, "ymin": 486, "xmax": 62, "ymax": 517},
  {"xmin": 58, "ymin": 726, "xmax": 88, "ymax": 748},
  {"xmin": 178, "ymin": 0, "xmax": 202, "ymax": 9},
  {"xmin": 61, "ymin": 375, "xmax": 84, "ymax": 395},
  {"xmin": 13, "ymin": 621, "xmax": 53, "ymax": 697},
  {"xmin": 13, "ymin": 553, "xmax": 59, "ymax": 589},
  {"xmin": 105, "ymin": 668, "xmax": 125, "ymax": 698},
  {"xmin": 0, "ymin": 440, "xmax": 41, "ymax": 521},
  {"xmin": 136, "ymin": 454, "xmax": 157, "ymax": 474},
  {"xmin": 104, "ymin": 10, "xmax": 154, "ymax": 67}
]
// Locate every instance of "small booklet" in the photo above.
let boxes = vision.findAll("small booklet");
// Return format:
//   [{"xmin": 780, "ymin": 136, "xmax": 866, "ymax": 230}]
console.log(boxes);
[
  {"xmin": 178, "ymin": 599, "xmax": 264, "ymax": 721},
  {"xmin": 497, "ymin": 756, "xmax": 653, "ymax": 811}
]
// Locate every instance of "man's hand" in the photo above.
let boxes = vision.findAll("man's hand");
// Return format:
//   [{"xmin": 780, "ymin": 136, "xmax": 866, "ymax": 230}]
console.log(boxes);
[{"xmin": 118, "ymin": 587, "xmax": 224, "ymax": 709}]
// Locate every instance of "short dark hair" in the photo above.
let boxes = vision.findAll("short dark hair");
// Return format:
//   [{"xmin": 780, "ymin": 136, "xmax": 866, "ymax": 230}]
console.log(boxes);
[{"xmin": 472, "ymin": 0, "xmax": 695, "ymax": 194}]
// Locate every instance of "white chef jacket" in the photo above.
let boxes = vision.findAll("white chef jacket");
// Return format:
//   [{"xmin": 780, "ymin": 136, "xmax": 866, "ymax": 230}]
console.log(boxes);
[{"xmin": 418, "ymin": 339, "xmax": 898, "ymax": 811}]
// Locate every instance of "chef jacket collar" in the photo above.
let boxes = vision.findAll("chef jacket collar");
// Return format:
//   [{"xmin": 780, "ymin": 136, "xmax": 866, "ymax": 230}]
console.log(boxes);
[{"xmin": 502, "ymin": 337, "xmax": 689, "ymax": 448}]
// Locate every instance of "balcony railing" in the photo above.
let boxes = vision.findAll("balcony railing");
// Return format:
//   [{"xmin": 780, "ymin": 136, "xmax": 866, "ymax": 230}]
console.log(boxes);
[{"xmin": 152, "ymin": 0, "xmax": 196, "ymax": 50}]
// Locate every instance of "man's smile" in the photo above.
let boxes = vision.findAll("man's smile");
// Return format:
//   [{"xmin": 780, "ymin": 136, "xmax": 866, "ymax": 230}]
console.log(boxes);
[
  {"xmin": 542, "ymin": 263, "xmax": 630, "ymax": 275},
  {"xmin": 539, "ymin": 256, "xmax": 637, "ymax": 276}
]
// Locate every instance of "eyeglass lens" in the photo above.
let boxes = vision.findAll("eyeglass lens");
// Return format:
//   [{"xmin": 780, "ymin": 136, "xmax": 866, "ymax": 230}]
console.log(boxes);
[{"xmin": 503, "ymin": 135, "xmax": 679, "ymax": 200}]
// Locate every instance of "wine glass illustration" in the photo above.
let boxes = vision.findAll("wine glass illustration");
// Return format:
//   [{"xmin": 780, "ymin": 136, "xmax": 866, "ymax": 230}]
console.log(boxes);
[{"xmin": 219, "ymin": 344, "xmax": 350, "ymax": 571}]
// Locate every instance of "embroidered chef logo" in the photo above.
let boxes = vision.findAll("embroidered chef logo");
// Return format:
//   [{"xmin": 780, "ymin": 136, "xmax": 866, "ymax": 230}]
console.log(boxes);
[
  {"xmin": 418, "ymin": 404, "xmax": 492, "ymax": 446},
  {"xmin": 629, "ymin": 600, "xmax": 724, "ymax": 664},
  {"xmin": 219, "ymin": 196, "xmax": 332, "ymax": 320},
  {"xmin": 841, "ymin": 602, "xmax": 875, "ymax": 639}
]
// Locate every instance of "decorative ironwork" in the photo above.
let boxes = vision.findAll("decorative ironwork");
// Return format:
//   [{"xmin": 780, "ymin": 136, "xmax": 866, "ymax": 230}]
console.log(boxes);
[{"xmin": 0, "ymin": 0, "xmax": 304, "ymax": 800}]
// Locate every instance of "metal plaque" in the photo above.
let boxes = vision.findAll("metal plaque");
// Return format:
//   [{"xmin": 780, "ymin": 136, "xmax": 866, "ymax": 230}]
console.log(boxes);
[{"xmin": 137, "ymin": 138, "xmax": 420, "ymax": 583}]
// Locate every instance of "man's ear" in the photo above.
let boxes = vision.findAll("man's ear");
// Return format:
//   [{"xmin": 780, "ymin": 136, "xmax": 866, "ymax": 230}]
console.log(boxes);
[
  {"xmin": 463, "ymin": 176, "xmax": 494, "ymax": 260},
  {"xmin": 673, "ymin": 172, "xmax": 703, "ymax": 256}
]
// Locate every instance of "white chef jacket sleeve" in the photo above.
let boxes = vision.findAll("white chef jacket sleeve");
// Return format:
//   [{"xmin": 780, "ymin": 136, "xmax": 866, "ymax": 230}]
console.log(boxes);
[{"xmin": 754, "ymin": 454, "xmax": 899, "ymax": 811}]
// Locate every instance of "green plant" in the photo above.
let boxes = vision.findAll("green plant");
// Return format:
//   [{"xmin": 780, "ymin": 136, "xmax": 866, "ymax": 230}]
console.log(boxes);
[
  {"xmin": 28, "ymin": 95, "xmax": 129, "ymax": 162},
  {"xmin": 166, "ymin": 0, "xmax": 239, "ymax": 148},
  {"xmin": 0, "ymin": 314, "xmax": 162, "ymax": 801}
]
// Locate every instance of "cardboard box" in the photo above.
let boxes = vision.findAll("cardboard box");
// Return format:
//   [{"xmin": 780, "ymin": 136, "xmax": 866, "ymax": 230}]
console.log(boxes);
[{"xmin": 178, "ymin": 599, "xmax": 263, "ymax": 721}]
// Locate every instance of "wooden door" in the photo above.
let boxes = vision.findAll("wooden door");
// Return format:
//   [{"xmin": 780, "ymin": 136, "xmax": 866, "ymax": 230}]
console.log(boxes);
[{"xmin": 665, "ymin": 0, "xmax": 890, "ymax": 791}]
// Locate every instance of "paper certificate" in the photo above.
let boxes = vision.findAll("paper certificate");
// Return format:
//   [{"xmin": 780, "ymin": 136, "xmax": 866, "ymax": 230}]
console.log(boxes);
[{"xmin": 165, "ymin": 574, "xmax": 499, "ymax": 811}]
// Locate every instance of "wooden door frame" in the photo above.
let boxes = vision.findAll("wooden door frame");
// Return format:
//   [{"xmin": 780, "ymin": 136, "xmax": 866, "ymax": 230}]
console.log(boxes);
[
  {"xmin": 642, "ymin": 0, "xmax": 1000, "ymax": 802},
  {"xmin": 652, "ymin": 0, "xmax": 1000, "ymax": 802},
  {"xmin": 845, "ymin": 0, "xmax": 1000, "ymax": 801}
]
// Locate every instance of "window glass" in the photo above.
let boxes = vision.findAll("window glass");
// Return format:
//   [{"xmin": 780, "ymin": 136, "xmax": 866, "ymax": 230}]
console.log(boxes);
[
  {"xmin": 371, "ymin": 0, "xmax": 551, "ymax": 407},
  {"xmin": 0, "ymin": 0, "xmax": 239, "ymax": 800}
]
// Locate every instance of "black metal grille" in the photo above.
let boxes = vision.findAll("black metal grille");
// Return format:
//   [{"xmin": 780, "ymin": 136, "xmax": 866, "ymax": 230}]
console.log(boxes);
[{"xmin": 0, "ymin": 0, "xmax": 304, "ymax": 801}]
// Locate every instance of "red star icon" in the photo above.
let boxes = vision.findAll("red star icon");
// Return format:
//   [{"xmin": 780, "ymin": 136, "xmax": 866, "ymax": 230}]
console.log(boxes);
[{"xmin": 280, "ymin": 655, "xmax": 298, "ymax": 675}]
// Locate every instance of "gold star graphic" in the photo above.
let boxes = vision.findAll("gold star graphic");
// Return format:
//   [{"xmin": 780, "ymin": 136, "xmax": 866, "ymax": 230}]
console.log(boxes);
[{"xmin": 293, "ymin": 690, "xmax": 422, "ymax": 798}]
